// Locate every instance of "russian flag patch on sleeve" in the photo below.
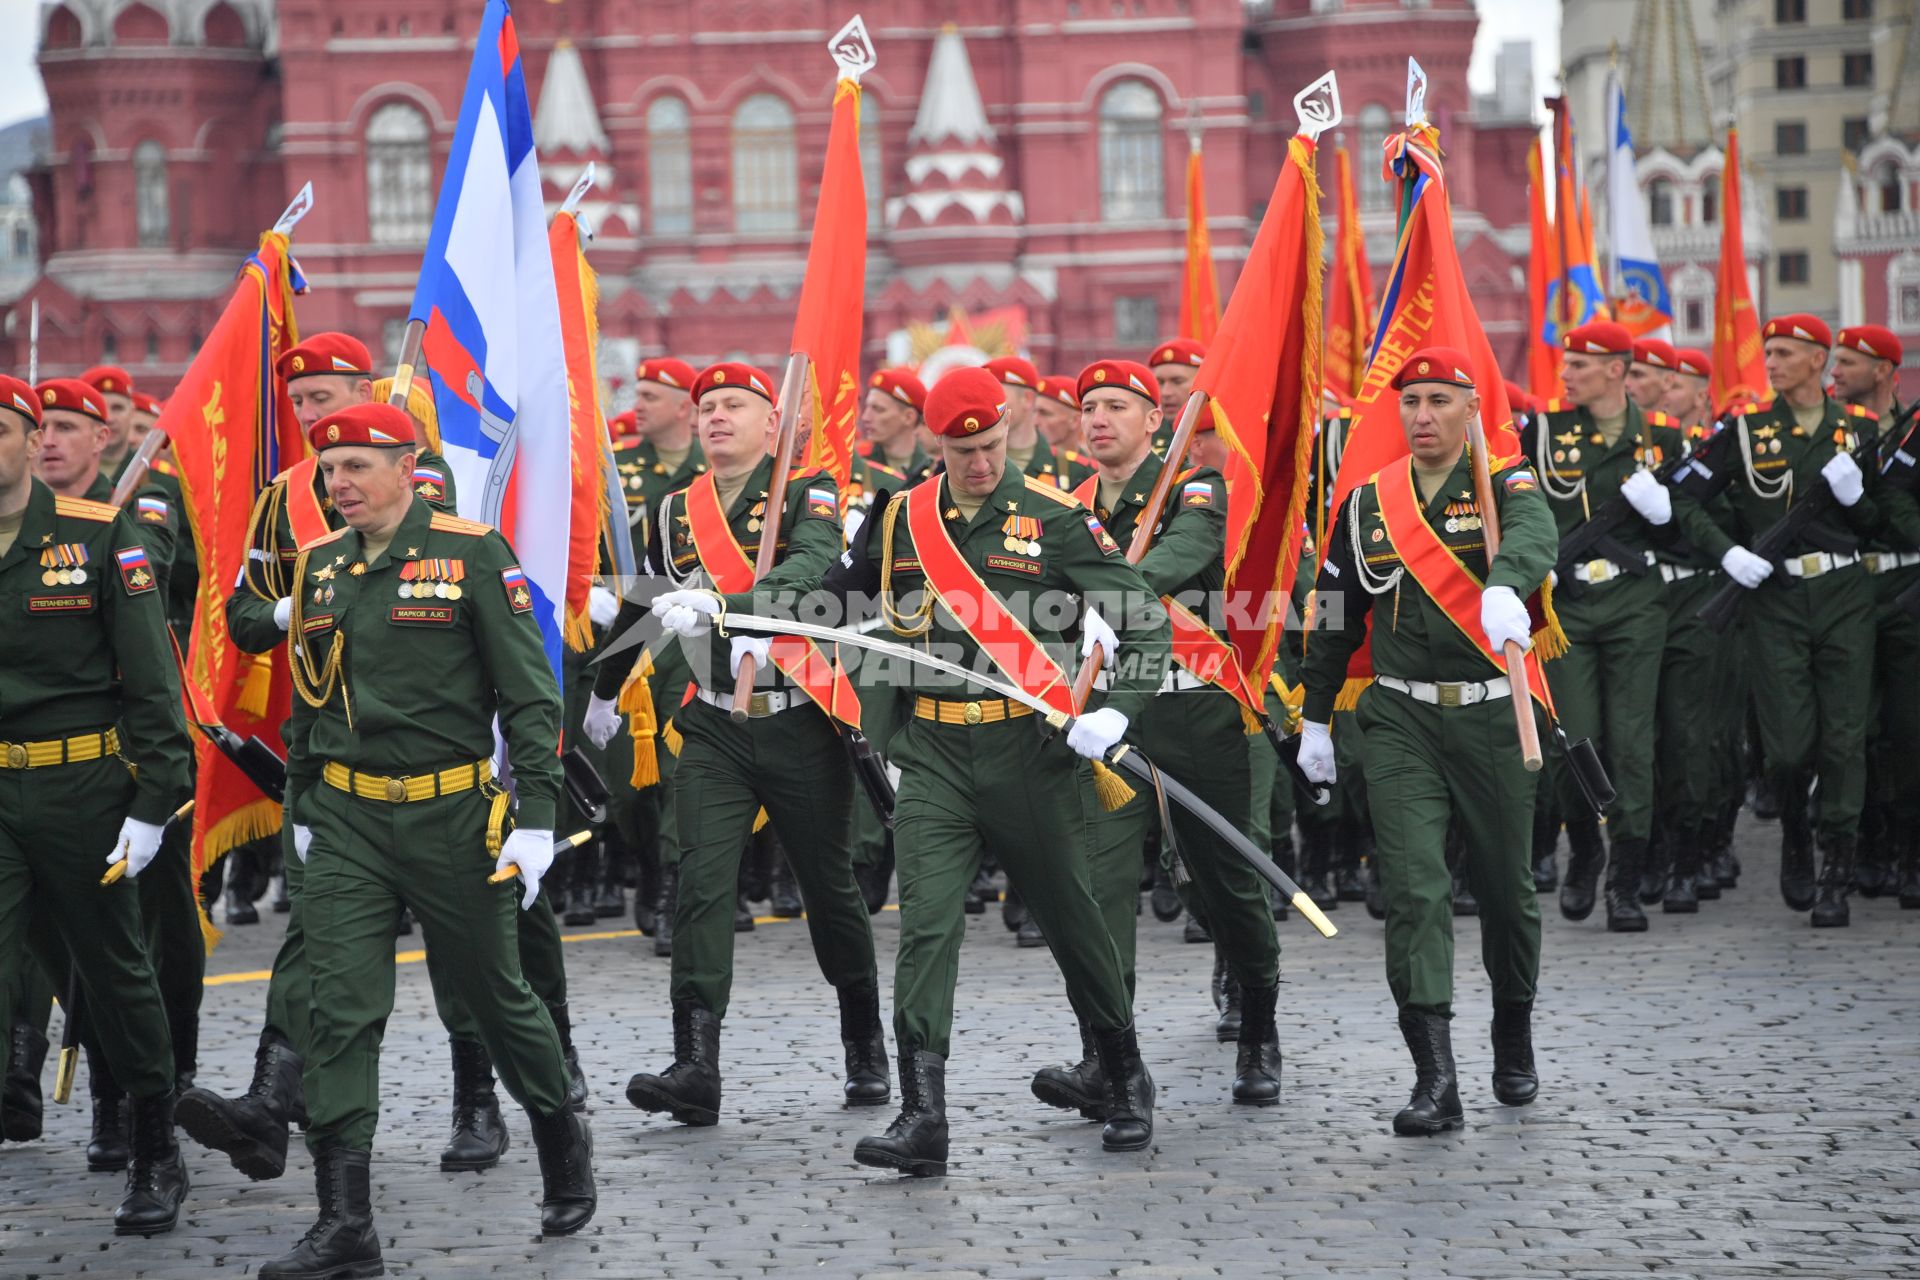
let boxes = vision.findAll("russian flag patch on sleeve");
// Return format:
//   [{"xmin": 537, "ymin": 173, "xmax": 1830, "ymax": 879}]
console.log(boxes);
[
  {"xmin": 807, "ymin": 486, "xmax": 839, "ymax": 518},
  {"xmin": 136, "ymin": 496, "xmax": 170, "ymax": 524},
  {"xmin": 1504, "ymin": 469, "xmax": 1538, "ymax": 493},
  {"xmin": 501, "ymin": 565, "xmax": 533, "ymax": 613},
  {"xmin": 116, "ymin": 545, "xmax": 157, "ymax": 594}
]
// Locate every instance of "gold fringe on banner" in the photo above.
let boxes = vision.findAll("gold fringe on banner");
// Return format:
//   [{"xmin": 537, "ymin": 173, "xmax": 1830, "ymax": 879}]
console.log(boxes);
[
  {"xmin": 371, "ymin": 376, "xmax": 441, "ymax": 456},
  {"xmin": 235, "ymin": 650, "xmax": 274, "ymax": 719},
  {"xmin": 1332, "ymin": 676, "xmax": 1373, "ymax": 713},
  {"xmin": 194, "ymin": 796, "xmax": 282, "ymax": 955},
  {"xmin": 1533, "ymin": 576, "xmax": 1569, "ymax": 660}
]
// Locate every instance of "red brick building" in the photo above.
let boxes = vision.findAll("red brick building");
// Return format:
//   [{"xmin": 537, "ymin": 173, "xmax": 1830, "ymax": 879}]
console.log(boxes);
[{"xmin": 9, "ymin": 0, "xmax": 1539, "ymax": 400}]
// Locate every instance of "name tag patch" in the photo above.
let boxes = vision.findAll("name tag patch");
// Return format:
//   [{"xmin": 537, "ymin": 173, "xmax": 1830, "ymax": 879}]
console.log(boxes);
[
  {"xmin": 985, "ymin": 554, "xmax": 1043, "ymax": 577},
  {"xmin": 28, "ymin": 593, "xmax": 94, "ymax": 613},
  {"xmin": 301, "ymin": 613, "xmax": 335, "ymax": 634},
  {"xmin": 391, "ymin": 604, "xmax": 456, "ymax": 626}
]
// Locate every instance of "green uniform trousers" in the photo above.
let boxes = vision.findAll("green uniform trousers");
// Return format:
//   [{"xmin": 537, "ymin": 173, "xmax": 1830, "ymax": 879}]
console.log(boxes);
[
  {"xmin": 1549, "ymin": 573, "xmax": 1668, "ymax": 842},
  {"xmin": 1870, "ymin": 565, "xmax": 1920, "ymax": 821},
  {"xmin": 1744, "ymin": 567, "xmax": 1876, "ymax": 842},
  {"xmin": 1356, "ymin": 685, "xmax": 1542, "ymax": 1017},
  {"xmin": 1655, "ymin": 572, "xmax": 1724, "ymax": 830},
  {"xmin": 0, "ymin": 758, "xmax": 174, "ymax": 1099},
  {"xmin": 889, "ymin": 715, "xmax": 1132, "ymax": 1057},
  {"xmin": 301, "ymin": 779, "xmax": 569, "ymax": 1152},
  {"xmin": 263, "ymin": 809, "xmax": 311, "ymax": 1054},
  {"xmin": 1084, "ymin": 690, "xmax": 1279, "ymax": 994},
  {"xmin": 671, "ymin": 697, "xmax": 876, "ymax": 1017},
  {"xmin": 430, "ymin": 881, "xmax": 568, "ymax": 1036}
]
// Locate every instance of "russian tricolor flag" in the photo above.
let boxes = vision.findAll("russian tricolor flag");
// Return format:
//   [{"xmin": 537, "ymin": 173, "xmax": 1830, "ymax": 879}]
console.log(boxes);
[{"xmin": 407, "ymin": 0, "xmax": 570, "ymax": 688}]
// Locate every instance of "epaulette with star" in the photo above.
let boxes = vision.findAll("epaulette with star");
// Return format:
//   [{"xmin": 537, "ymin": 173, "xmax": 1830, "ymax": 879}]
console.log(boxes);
[
  {"xmin": 1023, "ymin": 475, "xmax": 1082, "ymax": 507},
  {"xmin": 54, "ymin": 494, "xmax": 117, "ymax": 523},
  {"xmin": 867, "ymin": 458, "xmax": 906, "ymax": 483},
  {"xmin": 429, "ymin": 511, "xmax": 494, "ymax": 537},
  {"xmin": 299, "ymin": 526, "xmax": 349, "ymax": 552}
]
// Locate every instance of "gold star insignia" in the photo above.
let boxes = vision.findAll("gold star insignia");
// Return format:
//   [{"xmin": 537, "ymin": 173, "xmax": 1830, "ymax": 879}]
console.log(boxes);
[
  {"xmin": 1554, "ymin": 431, "xmax": 1580, "ymax": 446},
  {"xmin": 406, "ymin": 547, "xmax": 419, "ymax": 557},
  {"xmin": 1754, "ymin": 424, "xmax": 1779, "ymax": 440},
  {"xmin": 313, "ymin": 565, "xmax": 336, "ymax": 582},
  {"xmin": 349, "ymin": 562, "xmax": 366, "ymax": 576},
  {"xmin": 1007, "ymin": 501, "xmax": 1018, "ymax": 511},
  {"xmin": 1132, "ymin": 492, "xmax": 1146, "ymax": 504},
  {"xmin": 39, "ymin": 533, "xmax": 52, "ymax": 544}
]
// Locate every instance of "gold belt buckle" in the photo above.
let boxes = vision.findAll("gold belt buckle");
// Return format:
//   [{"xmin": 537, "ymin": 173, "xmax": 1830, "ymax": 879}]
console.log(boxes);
[
  {"xmin": 1863, "ymin": 553, "xmax": 1883, "ymax": 574},
  {"xmin": 1585, "ymin": 558, "xmax": 1616, "ymax": 583},
  {"xmin": 1799, "ymin": 552, "xmax": 1824, "ymax": 577},
  {"xmin": 5, "ymin": 744, "xmax": 26, "ymax": 769},
  {"xmin": 1436, "ymin": 683, "xmax": 1463, "ymax": 708},
  {"xmin": 749, "ymin": 692, "xmax": 772, "ymax": 717},
  {"xmin": 963, "ymin": 700, "xmax": 983, "ymax": 725},
  {"xmin": 385, "ymin": 777, "xmax": 408, "ymax": 802}
]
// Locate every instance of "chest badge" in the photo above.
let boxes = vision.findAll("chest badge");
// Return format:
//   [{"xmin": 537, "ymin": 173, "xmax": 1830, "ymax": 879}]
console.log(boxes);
[
  {"xmin": 39, "ymin": 543, "xmax": 90, "ymax": 586},
  {"xmin": 1001, "ymin": 514, "xmax": 1042, "ymax": 556}
]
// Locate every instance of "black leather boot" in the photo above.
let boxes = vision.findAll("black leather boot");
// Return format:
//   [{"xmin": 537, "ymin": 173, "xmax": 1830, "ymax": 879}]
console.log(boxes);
[
  {"xmin": 1333, "ymin": 819, "xmax": 1367, "ymax": 901},
  {"xmin": 855, "ymin": 1048, "xmax": 948, "ymax": 1176},
  {"xmin": 1778, "ymin": 772, "xmax": 1816, "ymax": 910},
  {"xmin": 1451, "ymin": 865, "xmax": 1480, "ymax": 916},
  {"xmin": 855, "ymin": 837, "xmax": 894, "ymax": 915},
  {"xmin": 2, "ymin": 1020, "xmax": 48, "ymax": 1142},
  {"xmin": 1604, "ymin": 837, "xmax": 1649, "ymax": 932},
  {"xmin": 963, "ymin": 866, "xmax": 995, "ymax": 914},
  {"xmin": 1810, "ymin": 835, "xmax": 1855, "ymax": 928},
  {"xmin": 226, "ymin": 879, "xmax": 260, "ymax": 926},
  {"xmin": 594, "ymin": 840, "xmax": 627, "ymax": 919},
  {"xmin": 1270, "ymin": 830, "xmax": 1298, "ymax": 920},
  {"xmin": 1490, "ymin": 1000, "xmax": 1538, "ymax": 1105},
  {"xmin": 563, "ymin": 842, "xmax": 599, "ymax": 926},
  {"xmin": 733, "ymin": 889, "xmax": 756, "ymax": 932},
  {"xmin": 1298, "ymin": 822, "xmax": 1335, "ymax": 908},
  {"xmin": 176, "ymin": 1028, "xmax": 303, "ymax": 1180},
  {"xmin": 1638, "ymin": 824, "xmax": 1670, "ymax": 905},
  {"xmin": 1662, "ymin": 830, "xmax": 1700, "ymax": 914},
  {"xmin": 114, "ymin": 1091, "xmax": 188, "ymax": 1236},
  {"xmin": 1030, "ymin": 1020, "xmax": 1104, "ymax": 1120},
  {"xmin": 1182, "ymin": 913, "xmax": 1212, "ymax": 943},
  {"xmin": 625, "ymin": 1000, "xmax": 721, "ymax": 1125},
  {"xmin": 1231, "ymin": 983, "xmax": 1282, "ymax": 1106},
  {"xmin": 1711, "ymin": 801, "xmax": 1741, "ymax": 889},
  {"xmin": 1393, "ymin": 1009, "xmax": 1464, "ymax": 1136},
  {"xmin": 1898, "ymin": 827, "xmax": 1920, "ymax": 909},
  {"xmin": 86, "ymin": 1054, "xmax": 130, "ymax": 1172},
  {"xmin": 1213, "ymin": 954, "xmax": 1243, "ymax": 1044},
  {"xmin": 768, "ymin": 852, "xmax": 803, "ymax": 918},
  {"xmin": 549, "ymin": 1003, "xmax": 589, "ymax": 1111},
  {"xmin": 440, "ymin": 1038, "xmax": 509, "ymax": 1171},
  {"xmin": 1002, "ymin": 887, "xmax": 1029, "ymax": 932},
  {"xmin": 1091, "ymin": 1024, "xmax": 1154, "ymax": 1151},
  {"xmin": 271, "ymin": 868, "xmax": 292, "ymax": 914},
  {"xmin": 528, "ymin": 1107, "xmax": 596, "ymax": 1236},
  {"xmin": 1016, "ymin": 915, "xmax": 1046, "ymax": 948},
  {"xmin": 1530, "ymin": 803, "xmax": 1560, "ymax": 892},
  {"xmin": 1148, "ymin": 861, "xmax": 1182, "ymax": 922},
  {"xmin": 1694, "ymin": 817, "xmax": 1724, "ymax": 900},
  {"xmin": 652, "ymin": 862, "xmax": 677, "ymax": 956},
  {"xmin": 259, "ymin": 1147, "xmax": 381, "ymax": 1279},
  {"xmin": 1558, "ymin": 814, "xmax": 1605, "ymax": 921},
  {"xmin": 838, "ymin": 985, "xmax": 891, "ymax": 1106}
]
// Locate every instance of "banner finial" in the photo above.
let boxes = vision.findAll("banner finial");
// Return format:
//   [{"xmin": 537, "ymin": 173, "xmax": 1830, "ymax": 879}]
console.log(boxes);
[
  {"xmin": 1295, "ymin": 71, "xmax": 1341, "ymax": 141},
  {"xmin": 829, "ymin": 15, "xmax": 876, "ymax": 82}
]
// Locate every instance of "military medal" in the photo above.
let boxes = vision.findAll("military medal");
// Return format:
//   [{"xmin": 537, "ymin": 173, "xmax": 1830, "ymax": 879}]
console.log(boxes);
[
  {"xmin": 70, "ymin": 568, "xmax": 85, "ymax": 583},
  {"xmin": 1444, "ymin": 518, "xmax": 1459, "ymax": 534},
  {"xmin": 1001, "ymin": 515, "xmax": 1042, "ymax": 557},
  {"xmin": 1567, "ymin": 448, "xmax": 1581, "ymax": 463},
  {"xmin": 41, "ymin": 568, "xmax": 58, "ymax": 586}
]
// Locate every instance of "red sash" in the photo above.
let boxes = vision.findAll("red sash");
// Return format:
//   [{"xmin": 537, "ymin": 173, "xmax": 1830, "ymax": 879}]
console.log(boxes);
[
  {"xmin": 904, "ymin": 481, "xmax": 1076, "ymax": 714},
  {"xmin": 684, "ymin": 473, "xmax": 860, "ymax": 727},
  {"xmin": 283, "ymin": 457, "xmax": 332, "ymax": 550},
  {"xmin": 1372, "ymin": 457, "xmax": 1548, "ymax": 708}
]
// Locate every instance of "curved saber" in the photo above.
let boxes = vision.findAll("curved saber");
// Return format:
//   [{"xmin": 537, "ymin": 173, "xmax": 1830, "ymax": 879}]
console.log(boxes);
[{"xmin": 719, "ymin": 612, "xmax": 1338, "ymax": 938}]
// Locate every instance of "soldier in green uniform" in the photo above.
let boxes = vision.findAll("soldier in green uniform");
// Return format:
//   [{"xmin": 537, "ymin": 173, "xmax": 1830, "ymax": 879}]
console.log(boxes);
[
  {"xmin": 987, "ymin": 356, "xmax": 1082, "ymax": 490},
  {"xmin": 0, "ymin": 373, "xmax": 194, "ymax": 1234},
  {"xmin": 1529, "ymin": 320, "xmax": 1702, "ymax": 931},
  {"xmin": 1827, "ymin": 325, "xmax": 1920, "ymax": 906},
  {"xmin": 1148, "ymin": 338, "xmax": 1207, "ymax": 456},
  {"xmin": 1299, "ymin": 346, "xmax": 1558, "ymax": 1136},
  {"xmin": 258, "ymin": 401, "xmax": 594, "ymax": 1279},
  {"xmin": 860, "ymin": 367, "xmax": 934, "ymax": 485},
  {"xmin": 1678, "ymin": 314, "xmax": 1894, "ymax": 926},
  {"xmin": 814, "ymin": 366, "xmax": 1170, "ymax": 1175},
  {"xmin": 616, "ymin": 361, "xmax": 888, "ymax": 1129},
  {"xmin": 1034, "ymin": 374, "xmax": 1097, "ymax": 489},
  {"xmin": 1030, "ymin": 359, "xmax": 1282, "ymax": 1116}
]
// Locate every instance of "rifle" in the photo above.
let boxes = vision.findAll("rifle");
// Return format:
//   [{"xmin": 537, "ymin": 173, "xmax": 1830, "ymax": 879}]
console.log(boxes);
[
  {"xmin": 1696, "ymin": 465, "xmax": 1851, "ymax": 634},
  {"xmin": 727, "ymin": 353, "xmax": 811, "ymax": 722},
  {"xmin": 1550, "ymin": 427, "xmax": 1737, "ymax": 593}
]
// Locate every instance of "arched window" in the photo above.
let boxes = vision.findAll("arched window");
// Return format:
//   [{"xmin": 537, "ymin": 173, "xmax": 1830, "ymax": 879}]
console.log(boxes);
[
  {"xmin": 732, "ymin": 94, "xmax": 797, "ymax": 233},
  {"xmin": 364, "ymin": 102, "xmax": 433, "ymax": 244},
  {"xmin": 1876, "ymin": 164, "xmax": 1904, "ymax": 213},
  {"xmin": 860, "ymin": 104, "xmax": 883, "ymax": 231},
  {"xmin": 1099, "ymin": 79, "xmax": 1164, "ymax": 222},
  {"xmin": 1699, "ymin": 178, "xmax": 1719, "ymax": 226},
  {"xmin": 647, "ymin": 95, "xmax": 693, "ymax": 235},
  {"xmin": 134, "ymin": 141, "xmax": 169, "ymax": 247},
  {"xmin": 1357, "ymin": 104, "xmax": 1393, "ymax": 213},
  {"xmin": 1647, "ymin": 177, "xmax": 1675, "ymax": 227}
]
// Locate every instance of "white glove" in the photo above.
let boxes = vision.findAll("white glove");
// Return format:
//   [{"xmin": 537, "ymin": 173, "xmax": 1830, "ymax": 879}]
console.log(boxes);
[
  {"xmin": 588, "ymin": 585, "xmax": 619, "ymax": 628},
  {"xmin": 1620, "ymin": 470, "xmax": 1672, "ymax": 526},
  {"xmin": 1066, "ymin": 707, "xmax": 1129, "ymax": 761},
  {"xmin": 1720, "ymin": 545, "xmax": 1774, "ymax": 589},
  {"xmin": 293, "ymin": 824, "xmax": 313, "ymax": 864},
  {"xmin": 273, "ymin": 597, "xmax": 292, "ymax": 631},
  {"xmin": 1298, "ymin": 720, "xmax": 1337, "ymax": 785},
  {"xmin": 650, "ymin": 589, "xmax": 721, "ymax": 637},
  {"xmin": 844, "ymin": 506, "xmax": 866, "ymax": 546},
  {"xmin": 497, "ymin": 828, "xmax": 556, "ymax": 910},
  {"xmin": 1822, "ymin": 452, "xmax": 1864, "ymax": 508},
  {"xmin": 107, "ymin": 817, "xmax": 164, "ymax": 880},
  {"xmin": 583, "ymin": 694, "xmax": 622, "ymax": 749},
  {"xmin": 1480, "ymin": 584, "xmax": 1533, "ymax": 653},
  {"xmin": 729, "ymin": 634, "xmax": 772, "ymax": 678},
  {"xmin": 1080, "ymin": 607, "xmax": 1120, "ymax": 672}
]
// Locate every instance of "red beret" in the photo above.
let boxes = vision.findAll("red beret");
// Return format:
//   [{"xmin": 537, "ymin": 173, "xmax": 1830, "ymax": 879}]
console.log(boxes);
[
  {"xmin": 983, "ymin": 356, "xmax": 1040, "ymax": 390},
  {"xmin": 925, "ymin": 367, "xmax": 1008, "ymax": 438},
  {"xmin": 0, "ymin": 375, "xmax": 42, "ymax": 427},
  {"xmin": 1562, "ymin": 320, "xmax": 1633, "ymax": 356},
  {"xmin": 1761, "ymin": 313, "xmax": 1831, "ymax": 349},
  {"xmin": 1391, "ymin": 347, "xmax": 1477, "ymax": 392},
  {"xmin": 636, "ymin": 357, "xmax": 697, "ymax": 392},
  {"xmin": 1038, "ymin": 374, "xmax": 1079, "ymax": 408},
  {"xmin": 1632, "ymin": 338, "xmax": 1678, "ymax": 370},
  {"xmin": 1673, "ymin": 348, "xmax": 1712, "ymax": 378},
  {"xmin": 609, "ymin": 408, "xmax": 639, "ymax": 441},
  {"xmin": 867, "ymin": 367, "xmax": 928, "ymax": 413},
  {"xmin": 1836, "ymin": 325, "xmax": 1902, "ymax": 365},
  {"xmin": 1078, "ymin": 359, "xmax": 1160, "ymax": 406},
  {"xmin": 1149, "ymin": 337, "xmax": 1207, "ymax": 368},
  {"xmin": 279, "ymin": 333, "xmax": 374, "ymax": 382},
  {"xmin": 308, "ymin": 402, "xmax": 416, "ymax": 452},
  {"xmin": 81, "ymin": 365, "xmax": 134, "ymax": 397},
  {"xmin": 692, "ymin": 361, "xmax": 776, "ymax": 406},
  {"xmin": 37, "ymin": 378, "xmax": 107, "ymax": 423},
  {"xmin": 131, "ymin": 391, "xmax": 163, "ymax": 415}
]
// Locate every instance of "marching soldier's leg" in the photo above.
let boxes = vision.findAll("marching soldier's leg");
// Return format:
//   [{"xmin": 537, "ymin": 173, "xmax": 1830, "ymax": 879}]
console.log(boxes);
[
  {"xmin": 139, "ymin": 811, "xmax": 204, "ymax": 1089},
  {"xmin": 2, "ymin": 956, "xmax": 55, "ymax": 1143},
  {"xmin": 758, "ymin": 709, "xmax": 888, "ymax": 1106},
  {"xmin": 1655, "ymin": 576, "xmax": 1720, "ymax": 912},
  {"xmin": 1807, "ymin": 572, "xmax": 1876, "ymax": 928},
  {"xmin": 1354, "ymin": 690, "xmax": 1464, "ymax": 1136},
  {"xmin": 1875, "ymin": 581, "xmax": 1920, "ymax": 907},
  {"xmin": 1745, "ymin": 589, "xmax": 1821, "ymax": 911},
  {"xmin": 1594, "ymin": 584, "xmax": 1665, "ymax": 932},
  {"xmin": 1546, "ymin": 599, "xmax": 1608, "ymax": 920},
  {"xmin": 512, "ymin": 880, "xmax": 586, "ymax": 1109},
  {"xmin": 423, "ymin": 926, "xmax": 513, "ymax": 1173},
  {"xmin": 22, "ymin": 927, "xmax": 129, "ymax": 1172}
]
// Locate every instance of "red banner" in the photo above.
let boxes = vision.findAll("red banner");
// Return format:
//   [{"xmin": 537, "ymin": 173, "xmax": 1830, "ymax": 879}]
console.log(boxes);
[
  {"xmin": 1525, "ymin": 138, "xmax": 1563, "ymax": 400},
  {"xmin": 1180, "ymin": 141, "xmax": 1221, "ymax": 344},
  {"xmin": 1325, "ymin": 144, "xmax": 1374, "ymax": 400},
  {"xmin": 548, "ymin": 209, "xmax": 611, "ymax": 651},
  {"xmin": 1712, "ymin": 128, "xmax": 1767, "ymax": 411},
  {"xmin": 792, "ymin": 78, "xmax": 867, "ymax": 496}
]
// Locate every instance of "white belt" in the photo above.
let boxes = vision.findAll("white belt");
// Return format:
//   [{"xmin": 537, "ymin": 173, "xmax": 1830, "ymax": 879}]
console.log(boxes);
[
  {"xmin": 1092, "ymin": 666, "xmax": 1211, "ymax": 693},
  {"xmin": 694, "ymin": 686, "xmax": 811, "ymax": 718},
  {"xmin": 1863, "ymin": 550, "xmax": 1920, "ymax": 574},
  {"xmin": 1658, "ymin": 563, "xmax": 1713, "ymax": 583},
  {"xmin": 1782, "ymin": 551, "xmax": 1860, "ymax": 579},
  {"xmin": 1376, "ymin": 674, "xmax": 1512, "ymax": 708},
  {"xmin": 1572, "ymin": 550, "xmax": 1658, "ymax": 585}
]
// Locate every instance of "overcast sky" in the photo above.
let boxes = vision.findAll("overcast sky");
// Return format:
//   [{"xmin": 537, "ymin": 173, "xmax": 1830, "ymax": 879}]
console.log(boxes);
[{"xmin": 0, "ymin": 0, "xmax": 1559, "ymax": 132}]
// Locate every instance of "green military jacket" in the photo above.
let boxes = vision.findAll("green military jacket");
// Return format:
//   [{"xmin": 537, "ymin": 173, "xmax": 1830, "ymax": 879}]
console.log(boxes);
[
  {"xmin": 0, "ymin": 479, "xmax": 191, "ymax": 823},
  {"xmin": 1860, "ymin": 400, "xmax": 1920, "ymax": 556},
  {"xmin": 1301, "ymin": 450, "xmax": 1558, "ymax": 723},
  {"xmin": 104, "ymin": 451, "xmax": 199, "ymax": 625},
  {"xmin": 1008, "ymin": 434, "xmax": 1089, "ymax": 492},
  {"xmin": 288, "ymin": 494, "xmax": 563, "ymax": 829},
  {"xmin": 1083, "ymin": 449, "xmax": 1227, "ymax": 603},
  {"xmin": 1681, "ymin": 395, "xmax": 1888, "ymax": 564},
  {"xmin": 1529, "ymin": 400, "xmax": 1694, "ymax": 565},
  {"xmin": 615, "ymin": 435, "xmax": 706, "ymax": 568},
  {"xmin": 84, "ymin": 463, "xmax": 178, "ymax": 590},
  {"xmin": 867, "ymin": 441, "xmax": 933, "ymax": 489},
  {"xmin": 848, "ymin": 452, "xmax": 907, "ymax": 507}
]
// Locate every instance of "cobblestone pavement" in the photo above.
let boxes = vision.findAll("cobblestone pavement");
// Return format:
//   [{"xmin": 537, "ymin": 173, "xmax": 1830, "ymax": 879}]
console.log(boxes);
[{"xmin": 3, "ymin": 814, "xmax": 1917, "ymax": 1279}]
